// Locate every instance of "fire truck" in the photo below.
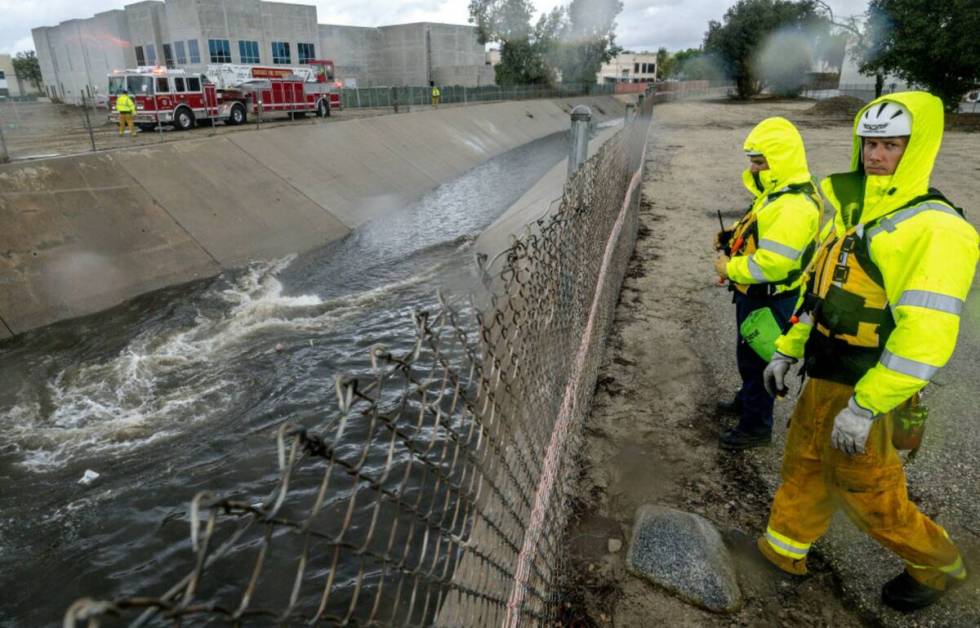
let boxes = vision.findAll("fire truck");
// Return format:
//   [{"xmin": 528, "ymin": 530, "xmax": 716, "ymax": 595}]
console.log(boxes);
[{"xmin": 107, "ymin": 60, "xmax": 342, "ymax": 131}]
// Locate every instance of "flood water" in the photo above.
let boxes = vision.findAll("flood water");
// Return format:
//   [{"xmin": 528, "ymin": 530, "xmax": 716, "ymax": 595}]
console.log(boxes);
[{"xmin": 0, "ymin": 129, "xmax": 576, "ymax": 625}]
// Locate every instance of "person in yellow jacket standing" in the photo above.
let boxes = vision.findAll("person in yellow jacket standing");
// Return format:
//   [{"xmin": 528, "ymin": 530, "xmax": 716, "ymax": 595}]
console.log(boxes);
[
  {"xmin": 430, "ymin": 82, "xmax": 441, "ymax": 108},
  {"xmin": 713, "ymin": 117, "xmax": 821, "ymax": 450},
  {"xmin": 760, "ymin": 92, "xmax": 977, "ymax": 611},
  {"xmin": 116, "ymin": 88, "xmax": 136, "ymax": 136}
]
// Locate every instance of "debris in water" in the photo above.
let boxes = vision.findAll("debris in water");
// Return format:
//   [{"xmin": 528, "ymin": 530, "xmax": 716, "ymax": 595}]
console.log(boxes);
[
  {"xmin": 275, "ymin": 343, "xmax": 284, "ymax": 353},
  {"xmin": 78, "ymin": 470, "xmax": 100, "ymax": 485}
]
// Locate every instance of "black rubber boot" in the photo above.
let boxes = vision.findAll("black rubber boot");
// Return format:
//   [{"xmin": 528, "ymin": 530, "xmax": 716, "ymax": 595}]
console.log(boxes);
[
  {"xmin": 881, "ymin": 571, "xmax": 946, "ymax": 612},
  {"xmin": 715, "ymin": 396, "xmax": 742, "ymax": 416},
  {"xmin": 719, "ymin": 428, "xmax": 771, "ymax": 450}
]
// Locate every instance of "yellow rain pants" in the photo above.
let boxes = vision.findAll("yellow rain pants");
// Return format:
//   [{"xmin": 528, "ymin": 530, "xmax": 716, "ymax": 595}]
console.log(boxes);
[{"xmin": 764, "ymin": 377, "xmax": 966, "ymax": 589}]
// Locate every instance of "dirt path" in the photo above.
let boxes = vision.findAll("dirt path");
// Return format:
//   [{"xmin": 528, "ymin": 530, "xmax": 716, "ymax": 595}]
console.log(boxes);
[{"xmin": 563, "ymin": 99, "xmax": 980, "ymax": 627}]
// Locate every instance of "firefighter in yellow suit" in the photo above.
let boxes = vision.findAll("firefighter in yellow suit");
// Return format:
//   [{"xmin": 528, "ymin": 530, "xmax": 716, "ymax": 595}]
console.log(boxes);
[
  {"xmin": 431, "ymin": 82, "xmax": 441, "ymax": 108},
  {"xmin": 760, "ymin": 91, "xmax": 978, "ymax": 612},
  {"xmin": 713, "ymin": 117, "xmax": 821, "ymax": 450},
  {"xmin": 116, "ymin": 88, "xmax": 136, "ymax": 136}
]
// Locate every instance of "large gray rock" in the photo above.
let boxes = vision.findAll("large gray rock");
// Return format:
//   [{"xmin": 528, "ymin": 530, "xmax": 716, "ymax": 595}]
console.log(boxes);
[{"xmin": 626, "ymin": 504, "xmax": 742, "ymax": 613}]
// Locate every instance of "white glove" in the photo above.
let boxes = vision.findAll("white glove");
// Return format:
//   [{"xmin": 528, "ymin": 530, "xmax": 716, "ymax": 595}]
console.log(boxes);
[
  {"xmin": 763, "ymin": 352, "xmax": 797, "ymax": 398},
  {"xmin": 831, "ymin": 397, "xmax": 876, "ymax": 455}
]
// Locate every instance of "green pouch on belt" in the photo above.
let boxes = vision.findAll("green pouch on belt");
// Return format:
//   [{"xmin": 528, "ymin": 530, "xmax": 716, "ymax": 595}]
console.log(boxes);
[{"xmin": 740, "ymin": 307, "xmax": 782, "ymax": 362}]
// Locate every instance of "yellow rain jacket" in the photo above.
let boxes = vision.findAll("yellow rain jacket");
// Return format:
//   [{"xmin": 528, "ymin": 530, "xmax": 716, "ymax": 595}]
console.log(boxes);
[
  {"xmin": 725, "ymin": 117, "xmax": 822, "ymax": 297},
  {"xmin": 774, "ymin": 92, "xmax": 979, "ymax": 415},
  {"xmin": 115, "ymin": 93, "xmax": 136, "ymax": 114}
]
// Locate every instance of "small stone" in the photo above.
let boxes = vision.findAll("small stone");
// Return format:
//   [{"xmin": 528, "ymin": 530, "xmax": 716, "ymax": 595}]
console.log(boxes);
[{"xmin": 608, "ymin": 538, "xmax": 623, "ymax": 553}]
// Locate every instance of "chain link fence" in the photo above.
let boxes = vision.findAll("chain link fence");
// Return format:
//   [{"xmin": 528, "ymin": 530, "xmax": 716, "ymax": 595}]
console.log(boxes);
[{"xmin": 62, "ymin": 95, "xmax": 654, "ymax": 627}]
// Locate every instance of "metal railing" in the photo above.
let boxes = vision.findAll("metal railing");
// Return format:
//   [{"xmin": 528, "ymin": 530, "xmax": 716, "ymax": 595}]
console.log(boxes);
[
  {"xmin": 63, "ymin": 95, "xmax": 654, "ymax": 627},
  {"xmin": 339, "ymin": 83, "xmax": 616, "ymax": 110}
]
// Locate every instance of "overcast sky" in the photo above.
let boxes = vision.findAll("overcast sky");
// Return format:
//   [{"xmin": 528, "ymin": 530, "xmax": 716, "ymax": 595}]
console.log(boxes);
[{"xmin": 0, "ymin": 0, "xmax": 869, "ymax": 56}]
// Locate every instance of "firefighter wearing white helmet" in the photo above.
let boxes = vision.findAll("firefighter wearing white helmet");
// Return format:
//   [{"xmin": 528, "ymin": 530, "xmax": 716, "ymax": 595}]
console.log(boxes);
[{"xmin": 760, "ymin": 92, "xmax": 978, "ymax": 612}]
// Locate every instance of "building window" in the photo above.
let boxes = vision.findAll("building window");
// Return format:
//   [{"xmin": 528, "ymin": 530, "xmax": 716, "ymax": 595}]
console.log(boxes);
[
  {"xmin": 145, "ymin": 44, "xmax": 157, "ymax": 65},
  {"xmin": 135, "ymin": 46, "xmax": 146, "ymax": 66},
  {"xmin": 634, "ymin": 62, "xmax": 639, "ymax": 73},
  {"xmin": 188, "ymin": 39, "xmax": 201, "ymax": 64},
  {"xmin": 208, "ymin": 39, "xmax": 231, "ymax": 63},
  {"xmin": 239, "ymin": 40, "xmax": 260, "ymax": 64},
  {"xmin": 297, "ymin": 42, "xmax": 315, "ymax": 63},
  {"xmin": 163, "ymin": 44, "xmax": 175, "ymax": 68},
  {"xmin": 271, "ymin": 41, "xmax": 291, "ymax": 65},
  {"xmin": 0, "ymin": 70, "xmax": 5, "ymax": 80},
  {"xmin": 174, "ymin": 41, "xmax": 186, "ymax": 65}
]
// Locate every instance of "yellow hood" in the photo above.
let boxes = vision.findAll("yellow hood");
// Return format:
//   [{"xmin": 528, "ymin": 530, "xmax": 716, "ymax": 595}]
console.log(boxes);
[
  {"xmin": 850, "ymin": 92, "xmax": 944, "ymax": 222},
  {"xmin": 742, "ymin": 117, "xmax": 812, "ymax": 197}
]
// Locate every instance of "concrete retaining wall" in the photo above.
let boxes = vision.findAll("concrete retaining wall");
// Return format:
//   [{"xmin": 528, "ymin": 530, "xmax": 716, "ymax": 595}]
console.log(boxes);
[{"xmin": 0, "ymin": 96, "xmax": 627, "ymax": 337}]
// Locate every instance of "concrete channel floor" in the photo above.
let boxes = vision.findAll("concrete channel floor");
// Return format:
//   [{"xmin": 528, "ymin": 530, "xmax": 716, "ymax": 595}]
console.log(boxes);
[{"xmin": 566, "ymin": 99, "xmax": 980, "ymax": 627}]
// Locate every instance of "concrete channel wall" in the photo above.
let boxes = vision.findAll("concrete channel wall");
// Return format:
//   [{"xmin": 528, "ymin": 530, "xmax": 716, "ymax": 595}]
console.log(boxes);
[{"xmin": 0, "ymin": 96, "xmax": 626, "ymax": 338}]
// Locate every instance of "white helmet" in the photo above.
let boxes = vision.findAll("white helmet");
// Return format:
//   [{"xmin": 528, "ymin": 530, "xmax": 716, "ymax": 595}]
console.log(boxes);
[{"xmin": 857, "ymin": 101, "xmax": 911, "ymax": 137}]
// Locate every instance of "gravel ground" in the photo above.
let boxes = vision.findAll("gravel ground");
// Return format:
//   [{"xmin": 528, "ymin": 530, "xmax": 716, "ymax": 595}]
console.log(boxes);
[{"xmin": 564, "ymin": 98, "xmax": 980, "ymax": 627}]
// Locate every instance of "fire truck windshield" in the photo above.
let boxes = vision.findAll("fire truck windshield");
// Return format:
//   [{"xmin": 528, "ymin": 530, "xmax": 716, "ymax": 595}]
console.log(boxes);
[{"xmin": 109, "ymin": 75, "xmax": 154, "ymax": 95}]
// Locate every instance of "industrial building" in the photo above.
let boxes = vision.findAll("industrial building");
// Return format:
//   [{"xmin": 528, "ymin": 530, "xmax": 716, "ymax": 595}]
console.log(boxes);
[
  {"xmin": 597, "ymin": 52, "xmax": 658, "ymax": 84},
  {"xmin": 0, "ymin": 54, "xmax": 30, "ymax": 98},
  {"xmin": 32, "ymin": 0, "xmax": 494, "ymax": 105}
]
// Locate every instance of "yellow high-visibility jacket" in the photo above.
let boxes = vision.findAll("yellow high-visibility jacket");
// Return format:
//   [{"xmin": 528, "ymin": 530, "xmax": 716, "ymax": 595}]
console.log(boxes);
[
  {"xmin": 725, "ymin": 117, "xmax": 822, "ymax": 296},
  {"xmin": 774, "ymin": 92, "xmax": 979, "ymax": 415},
  {"xmin": 116, "ymin": 94, "xmax": 136, "ymax": 114}
]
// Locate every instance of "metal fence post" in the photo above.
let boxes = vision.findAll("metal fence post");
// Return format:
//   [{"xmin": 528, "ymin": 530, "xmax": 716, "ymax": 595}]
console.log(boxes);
[
  {"xmin": 567, "ymin": 105, "xmax": 591, "ymax": 179},
  {"xmin": 0, "ymin": 120, "xmax": 8, "ymax": 163},
  {"xmin": 81, "ymin": 93, "xmax": 97, "ymax": 152}
]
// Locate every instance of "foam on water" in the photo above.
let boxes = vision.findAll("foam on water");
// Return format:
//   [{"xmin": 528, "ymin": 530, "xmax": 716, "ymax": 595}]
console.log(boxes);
[{"xmin": 2, "ymin": 255, "xmax": 439, "ymax": 472}]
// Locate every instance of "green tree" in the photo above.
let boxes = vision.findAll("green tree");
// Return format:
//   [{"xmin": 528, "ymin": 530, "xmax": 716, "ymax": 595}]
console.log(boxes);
[
  {"xmin": 863, "ymin": 0, "xmax": 980, "ymax": 110},
  {"xmin": 12, "ymin": 51, "xmax": 43, "ymax": 92},
  {"xmin": 470, "ymin": 0, "xmax": 556, "ymax": 85},
  {"xmin": 703, "ymin": 0, "xmax": 823, "ymax": 99},
  {"xmin": 655, "ymin": 47, "xmax": 674, "ymax": 79},
  {"xmin": 814, "ymin": 1, "xmax": 885, "ymax": 97},
  {"xmin": 554, "ymin": 0, "xmax": 624, "ymax": 85}
]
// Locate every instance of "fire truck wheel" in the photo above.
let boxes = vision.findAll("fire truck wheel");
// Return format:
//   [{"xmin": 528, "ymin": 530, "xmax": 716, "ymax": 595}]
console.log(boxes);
[
  {"xmin": 228, "ymin": 104, "xmax": 246, "ymax": 126},
  {"xmin": 174, "ymin": 107, "xmax": 195, "ymax": 131},
  {"xmin": 317, "ymin": 100, "xmax": 331, "ymax": 118}
]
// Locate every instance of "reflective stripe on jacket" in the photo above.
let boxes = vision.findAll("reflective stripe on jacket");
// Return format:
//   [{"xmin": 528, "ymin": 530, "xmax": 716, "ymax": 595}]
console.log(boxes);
[
  {"xmin": 726, "ymin": 117, "xmax": 822, "ymax": 296},
  {"xmin": 774, "ymin": 92, "xmax": 979, "ymax": 415},
  {"xmin": 115, "ymin": 94, "xmax": 136, "ymax": 114}
]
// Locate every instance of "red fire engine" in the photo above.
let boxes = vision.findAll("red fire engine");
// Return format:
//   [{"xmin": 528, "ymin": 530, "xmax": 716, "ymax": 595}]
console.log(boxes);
[{"xmin": 107, "ymin": 60, "xmax": 342, "ymax": 131}]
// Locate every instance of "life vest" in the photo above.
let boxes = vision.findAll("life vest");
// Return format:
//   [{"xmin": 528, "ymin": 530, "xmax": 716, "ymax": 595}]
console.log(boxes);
[
  {"xmin": 729, "ymin": 181, "xmax": 819, "ymax": 297},
  {"xmin": 800, "ymin": 173, "xmax": 965, "ymax": 385}
]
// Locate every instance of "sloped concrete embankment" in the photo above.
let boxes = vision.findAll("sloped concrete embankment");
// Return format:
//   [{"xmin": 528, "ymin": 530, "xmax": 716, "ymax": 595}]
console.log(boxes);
[{"xmin": 0, "ymin": 96, "xmax": 626, "ymax": 339}]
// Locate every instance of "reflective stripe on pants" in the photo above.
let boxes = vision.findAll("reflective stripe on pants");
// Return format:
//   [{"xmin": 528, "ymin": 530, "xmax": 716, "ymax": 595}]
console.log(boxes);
[{"xmin": 767, "ymin": 378, "xmax": 963, "ymax": 590}]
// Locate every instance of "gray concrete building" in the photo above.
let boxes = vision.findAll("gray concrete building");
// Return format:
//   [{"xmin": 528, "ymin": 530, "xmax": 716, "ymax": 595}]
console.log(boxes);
[{"xmin": 32, "ymin": 0, "xmax": 493, "ymax": 105}]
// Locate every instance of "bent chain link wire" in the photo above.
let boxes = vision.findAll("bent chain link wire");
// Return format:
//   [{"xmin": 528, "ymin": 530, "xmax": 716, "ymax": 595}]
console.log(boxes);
[{"xmin": 64, "ymin": 96, "xmax": 655, "ymax": 627}]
